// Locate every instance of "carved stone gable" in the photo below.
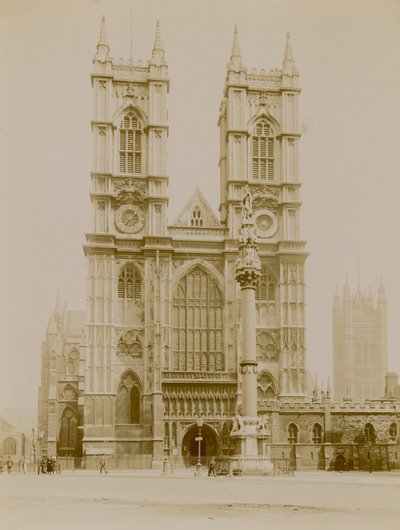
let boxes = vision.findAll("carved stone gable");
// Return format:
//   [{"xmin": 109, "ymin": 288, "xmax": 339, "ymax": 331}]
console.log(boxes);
[{"xmin": 171, "ymin": 187, "xmax": 221, "ymax": 228}]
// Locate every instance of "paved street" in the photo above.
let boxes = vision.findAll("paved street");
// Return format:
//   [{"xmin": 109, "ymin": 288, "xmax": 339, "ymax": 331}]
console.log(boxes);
[{"xmin": 0, "ymin": 470, "xmax": 399, "ymax": 530}]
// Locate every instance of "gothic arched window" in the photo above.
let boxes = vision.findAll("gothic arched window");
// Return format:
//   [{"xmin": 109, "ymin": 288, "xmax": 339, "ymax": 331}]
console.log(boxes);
[
  {"xmin": 364, "ymin": 423, "xmax": 376, "ymax": 444},
  {"xmin": 172, "ymin": 266, "xmax": 223, "ymax": 371},
  {"xmin": 312, "ymin": 423, "xmax": 323, "ymax": 444},
  {"xmin": 119, "ymin": 111, "xmax": 142, "ymax": 174},
  {"xmin": 256, "ymin": 267, "xmax": 276, "ymax": 301},
  {"xmin": 118, "ymin": 264, "xmax": 141, "ymax": 300},
  {"xmin": 190, "ymin": 206, "xmax": 203, "ymax": 227},
  {"xmin": 59, "ymin": 408, "xmax": 79, "ymax": 451},
  {"xmin": 116, "ymin": 372, "xmax": 141, "ymax": 424},
  {"xmin": 252, "ymin": 120, "xmax": 274, "ymax": 181},
  {"xmin": 288, "ymin": 423, "xmax": 298, "ymax": 444}
]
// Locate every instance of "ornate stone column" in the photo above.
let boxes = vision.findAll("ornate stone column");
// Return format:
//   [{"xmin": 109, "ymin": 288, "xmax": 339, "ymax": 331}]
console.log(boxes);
[{"xmin": 230, "ymin": 188, "xmax": 272, "ymax": 471}]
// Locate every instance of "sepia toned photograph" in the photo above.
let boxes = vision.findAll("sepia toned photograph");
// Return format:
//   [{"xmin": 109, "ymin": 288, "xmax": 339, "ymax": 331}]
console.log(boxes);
[{"xmin": 0, "ymin": 0, "xmax": 399, "ymax": 528}]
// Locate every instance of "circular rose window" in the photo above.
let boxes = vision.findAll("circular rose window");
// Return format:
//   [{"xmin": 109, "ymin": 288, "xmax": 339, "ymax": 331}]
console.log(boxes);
[{"xmin": 255, "ymin": 210, "xmax": 278, "ymax": 239}]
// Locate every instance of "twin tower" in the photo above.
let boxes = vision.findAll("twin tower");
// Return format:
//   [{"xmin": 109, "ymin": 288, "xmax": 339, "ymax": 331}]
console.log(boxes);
[{"xmin": 40, "ymin": 18, "xmax": 307, "ymax": 465}]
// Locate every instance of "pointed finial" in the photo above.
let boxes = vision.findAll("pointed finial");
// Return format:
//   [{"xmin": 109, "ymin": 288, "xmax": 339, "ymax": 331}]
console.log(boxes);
[
  {"xmin": 231, "ymin": 25, "xmax": 241, "ymax": 58},
  {"xmin": 46, "ymin": 312, "xmax": 57, "ymax": 335},
  {"xmin": 55, "ymin": 290, "xmax": 62, "ymax": 315},
  {"xmin": 282, "ymin": 32, "xmax": 298, "ymax": 75},
  {"xmin": 95, "ymin": 16, "xmax": 111, "ymax": 62},
  {"xmin": 154, "ymin": 20, "xmax": 163, "ymax": 51},
  {"xmin": 151, "ymin": 20, "xmax": 165, "ymax": 64},
  {"xmin": 229, "ymin": 25, "xmax": 244, "ymax": 70},
  {"xmin": 98, "ymin": 16, "xmax": 109, "ymax": 47},
  {"xmin": 327, "ymin": 377, "xmax": 332, "ymax": 397},
  {"xmin": 378, "ymin": 276, "xmax": 386, "ymax": 300}
]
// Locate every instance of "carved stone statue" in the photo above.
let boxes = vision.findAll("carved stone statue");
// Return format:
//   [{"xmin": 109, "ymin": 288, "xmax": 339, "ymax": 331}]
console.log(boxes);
[
  {"xmin": 242, "ymin": 185, "xmax": 253, "ymax": 219},
  {"xmin": 231, "ymin": 414, "xmax": 246, "ymax": 434},
  {"xmin": 256, "ymin": 415, "xmax": 270, "ymax": 436}
]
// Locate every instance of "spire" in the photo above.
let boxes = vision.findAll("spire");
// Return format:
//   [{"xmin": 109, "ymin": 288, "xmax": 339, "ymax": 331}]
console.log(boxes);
[
  {"xmin": 98, "ymin": 15, "xmax": 109, "ymax": 47},
  {"xmin": 55, "ymin": 290, "xmax": 63, "ymax": 316},
  {"xmin": 327, "ymin": 377, "xmax": 332, "ymax": 398},
  {"xmin": 151, "ymin": 20, "xmax": 165, "ymax": 64},
  {"xmin": 94, "ymin": 16, "xmax": 111, "ymax": 62},
  {"xmin": 46, "ymin": 312, "xmax": 57, "ymax": 335},
  {"xmin": 228, "ymin": 25, "xmax": 244, "ymax": 71},
  {"xmin": 282, "ymin": 32, "xmax": 298, "ymax": 75},
  {"xmin": 333, "ymin": 285, "xmax": 340, "ymax": 305},
  {"xmin": 378, "ymin": 276, "xmax": 386, "ymax": 302}
]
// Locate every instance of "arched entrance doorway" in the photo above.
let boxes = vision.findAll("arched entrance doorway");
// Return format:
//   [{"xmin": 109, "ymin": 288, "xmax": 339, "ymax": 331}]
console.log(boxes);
[
  {"xmin": 334, "ymin": 454, "xmax": 347, "ymax": 471},
  {"xmin": 182, "ymin": 423, "xmax": 218, "ymax": 458}
]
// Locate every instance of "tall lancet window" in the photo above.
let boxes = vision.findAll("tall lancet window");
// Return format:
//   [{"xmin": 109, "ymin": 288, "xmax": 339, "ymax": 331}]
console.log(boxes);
[
  {"xmin": 172, "ymin": 266, "xmax": 224, "ymax": 372},
  {"xmin": 118, "ymin": 264, "xmax": 141, "ymax": 300},
  {"xmin": 256, "ymin": 266, "xmax": 276, "ymax": 302},
  {"xmin": 252, "ymin": 120, "xmax": 274, "ymax": 181},
  {"xmin": 119, "ymin": 111, "xmax": 142, "ymax": 174}
]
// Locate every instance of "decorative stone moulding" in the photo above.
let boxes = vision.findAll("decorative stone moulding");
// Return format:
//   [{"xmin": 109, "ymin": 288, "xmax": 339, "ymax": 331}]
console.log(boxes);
[
  {"xmin": 254, "ymin": 210, "xmax": 278, "ymax": 239},
  {"xmin": 115, "ymin": 204, "xmax": 145, "ymax": 234},
  {"xmin": 240, "ymin": 361, "xmax": 258, "ymax": 375},
  {"xmin": 117, "ymin": 330, "xmax": 143, "ymax": 358}
]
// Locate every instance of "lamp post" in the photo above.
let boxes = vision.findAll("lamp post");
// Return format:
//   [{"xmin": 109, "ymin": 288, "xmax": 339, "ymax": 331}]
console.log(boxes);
[{"xmin": 195, "ymin": 418, "xmax": 204, "ymax": 477}]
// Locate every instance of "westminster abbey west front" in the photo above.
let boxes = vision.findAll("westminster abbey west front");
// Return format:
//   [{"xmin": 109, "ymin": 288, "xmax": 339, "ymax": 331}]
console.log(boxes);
[{"xmin": 38, "ymin": 19, "xmax": 400, "ymax": 471}]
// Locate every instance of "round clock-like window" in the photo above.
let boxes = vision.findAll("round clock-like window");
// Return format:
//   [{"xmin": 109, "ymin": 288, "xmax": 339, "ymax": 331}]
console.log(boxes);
[
  {"xmin": 115, "ymin": 204, "xmax": 145, "ymax": 234},
  {"xmin": 255, "ymin": 210, "xmax": 278, "ymax": 239}
]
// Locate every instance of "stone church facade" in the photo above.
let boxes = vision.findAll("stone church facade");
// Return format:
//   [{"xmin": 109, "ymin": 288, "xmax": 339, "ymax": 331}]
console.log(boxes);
[{"xmin": 38, "ymin": 19, "xmax": 400, "ymax": 471}]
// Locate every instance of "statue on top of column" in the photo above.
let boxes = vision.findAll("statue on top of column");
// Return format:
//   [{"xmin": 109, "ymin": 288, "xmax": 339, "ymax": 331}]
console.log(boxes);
[{"xmin": 242, "ymin": 185, "xmax": 253, "ymax": 219}]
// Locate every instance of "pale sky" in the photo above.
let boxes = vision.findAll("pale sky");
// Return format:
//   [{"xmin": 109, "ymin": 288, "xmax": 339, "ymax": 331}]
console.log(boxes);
[{"xmin": 1, "ymin": 0, "xmax": 399, "ymax": 409}]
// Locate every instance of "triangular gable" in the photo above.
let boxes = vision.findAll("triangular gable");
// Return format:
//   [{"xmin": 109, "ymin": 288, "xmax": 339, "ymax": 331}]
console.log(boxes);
[{"xmin": 170, "ymin": 187, "xmax": 221, "ymax": 228}]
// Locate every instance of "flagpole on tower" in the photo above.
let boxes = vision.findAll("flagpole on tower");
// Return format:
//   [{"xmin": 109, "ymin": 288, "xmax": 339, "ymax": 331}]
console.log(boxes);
[{"xmin": 130, "ymin": 9, "xmax": 133, "ymax": 61}]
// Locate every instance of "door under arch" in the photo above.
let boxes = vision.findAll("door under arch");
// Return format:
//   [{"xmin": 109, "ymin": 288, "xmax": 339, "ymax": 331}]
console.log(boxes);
[{"xmin": 182, "ymin": 424, "xmax": 218, "ymax": 458}]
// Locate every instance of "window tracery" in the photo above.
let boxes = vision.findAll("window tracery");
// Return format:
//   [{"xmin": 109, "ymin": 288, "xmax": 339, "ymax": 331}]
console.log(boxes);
[
  {"xmin": 312, "ymin": 423, "xmax": 323, "ymax": 444},
  {"xmin": 252, "ymin": 120, "xmax": 274, "ymax": 181},
  {"xmin": 256, "ymin": 267, "xmax": 276, "ymax": 301},
  {"xmin": 190, "ymin": 206, "xmax": 203, "ymax": 227},
  {"xmin": 119, "ymin": 111, "xmax": 142, "ymax": 174},
  {"xmin": 116, "ymin": 372, "xmax": 141, "ymax": 424},
  {"xmin": 59, "ymin": 407, "xmax": 79, "ymax": 451},
  {"xmin": 118, "ymin": 264, "xmax": 141, "ymax": 300},
  {"xmin": 172, "ymin": 266, "xmax": 223, "ymax": 371}
]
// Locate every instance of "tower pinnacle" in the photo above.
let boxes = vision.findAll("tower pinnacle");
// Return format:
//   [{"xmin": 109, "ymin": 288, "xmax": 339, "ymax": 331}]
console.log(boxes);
[
  {"xmin": 282, "ymin": 32, "xmax": 298, "ymax": 75},
  {"xmin": 229, "ymin": 25, "xmax": 244, "ymax": 70},
  {"xmin": 94, "ymin": 16, "xmax": 111, "ymax": 62},
  {"xmin": 151, "ymin": 20, "xmax": 166, "ymax": 64},
  {"xmin": 98, "ymin": 16, "xmax": 109, "ymax": 47}
]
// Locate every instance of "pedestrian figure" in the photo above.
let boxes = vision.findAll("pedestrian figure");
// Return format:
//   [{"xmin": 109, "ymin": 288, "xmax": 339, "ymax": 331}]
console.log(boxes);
[
  {"xmin": 208, "ymin": 456, "xmax": 216, "ymax": 477},
  {"xmin": 6, "ymin": 456, "xmax": 13, "ymax": 474},
  {"xmin": 0, "ymin": 456, "xmax": 4, "ymax": 473},
  {"xmin": 19, "ymin": 456, "xmax": 26, "ymax": 474},
  {"xmin": 99, "ymin": 454, "xmax": 108, "ymax": 474}
]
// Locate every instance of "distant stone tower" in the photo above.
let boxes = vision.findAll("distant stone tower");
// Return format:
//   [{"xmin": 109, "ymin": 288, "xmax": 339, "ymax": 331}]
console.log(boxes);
[
  {"xmin": 333, "ymin": 278, "xmax": 388, "ymax": 402},
  {"xmin": 218, "ymin": 29, "xmax": 308, "ymax": 396}
]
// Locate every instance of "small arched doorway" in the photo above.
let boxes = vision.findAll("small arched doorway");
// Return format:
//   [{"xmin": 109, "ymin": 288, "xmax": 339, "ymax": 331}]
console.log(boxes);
[
  {"xmin": 182, "ymin": 423, "xmax": 218, "ymax": 458},
  {"xmin": 334, "ymin": 454, "xmax": 347, "ymax": 471}
]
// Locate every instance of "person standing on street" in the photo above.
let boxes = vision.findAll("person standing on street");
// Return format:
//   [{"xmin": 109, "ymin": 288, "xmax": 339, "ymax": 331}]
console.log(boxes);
[
  {"xmin": 6, "ymin": 456, "xmax": 13, "ymax": 474},
  {"xmin": 99, "ymin": 454, "xmax": 108, "ymax": 474}
]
